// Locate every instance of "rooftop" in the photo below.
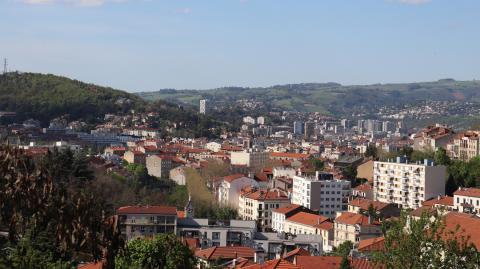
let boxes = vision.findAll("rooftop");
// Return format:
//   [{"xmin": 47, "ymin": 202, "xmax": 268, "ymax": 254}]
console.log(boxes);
[{"xmin": 116, "ymin": 205, "xmax": 177, "ymax": 215}]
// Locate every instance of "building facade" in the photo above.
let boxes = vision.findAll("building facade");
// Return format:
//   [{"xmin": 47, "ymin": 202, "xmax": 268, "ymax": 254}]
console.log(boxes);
[
  {"xmin": 291, "ymin": 172, "xmax": 351, "ymax": 218},
  {"xmin": 373, "ymin": 158, "xmax": 446, "ymax": 209}
]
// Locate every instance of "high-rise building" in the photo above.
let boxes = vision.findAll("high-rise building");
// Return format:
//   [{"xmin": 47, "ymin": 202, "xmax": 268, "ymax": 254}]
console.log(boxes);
[
  {"xmin": 304, "ymin": 122, "xmax": 315, "ymax": 140},
  {"xmin": 373, "ymin": 158, "xmax": 446, "ymax": 209},
  {"xmin": 199, "ymin": 99, "xmax": 207, "ymax": 114},
  {"xmin": 291, "ymin": 172, "xmax": 351, "ymax": 218},
  {"xmin": 293, "ymin": 121, "xmax": 304, "ymax": 135}
]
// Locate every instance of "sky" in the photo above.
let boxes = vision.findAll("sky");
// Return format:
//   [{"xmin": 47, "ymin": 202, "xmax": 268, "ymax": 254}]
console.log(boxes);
[{"xmin": 0, "ymin": 0, "xmax": 479, "ymax": 92}]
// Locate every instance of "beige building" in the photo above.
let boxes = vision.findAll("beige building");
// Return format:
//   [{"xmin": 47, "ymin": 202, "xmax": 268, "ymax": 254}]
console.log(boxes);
[
  {"xmin": 123, "ymin": 150, "xmax": 146, "ymax": 165},
  {"xmin": 146, "ymin": 155, "xmax": 178, "ymax": 179},
  {"xmin": 116, "ymin": 205, "xmax": 177, "ymax": 241},
  {"xmin": 448, "ymin": 131, "xmax": 480, "ymax": 161},
  {"xmin": 230, "ymin": 149, "xmax": 270, "ymax": 171},
  {"xmin": 356, "ymin": 160, "xmax": 374, "ymax": 183},
  {"xmin": 413, "ymin": 124, "xmax": 454, "ymax": 151},
  {"xmin": 238, "ymin": 188, "xmax": 290, "ymax": 230},
  {"xmin": 373, "ymin": 158, "xmax": 446, "ymax": 209},
  {"xmin": 334, "ymin": 212, "xmax": 382, "ymax": 247}
]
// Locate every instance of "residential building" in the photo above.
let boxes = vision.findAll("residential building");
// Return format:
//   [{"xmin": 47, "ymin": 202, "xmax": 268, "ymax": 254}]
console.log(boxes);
[
  {"xmin": 293, "ymin": 121, "xmax": 304, "ymax": 135},
  {"xmin": 333, "ymin": 212, "xmax": 382, "ymax": 247},
  {"xmin": 116, "ymin": 205, "xmax": 177, "ymax": 241},
  {"xmin": 169, "ymin": 166, "xmax": 186, "ymax": 185},
  {"xmin": 454, "ymin": 187, "xmax": 480, "ymax": 215},
  {"xmin": 356, "ymin": 160, "xmax": 374, "ymax": 183},
  {"xmin": 291, "ymin": 172, "xmax": 351, "ymax": 218},
  {"xmin": 373, "ymin": 158, "xmax": 447, "ymax": 209},
  {"xmin": 257, "ymin": 116, "xmax": 265, "ymax": 125},
  {"xmin": 123, "ymin": 150, "xmax": 146, "ymax": 165},
  {"xmin": 231, "ymin": 150, "xmax": 270, "ymax": 171},
  {"xmin": 348, "ymin": 198, "xmax": 400, "ymax": 219},
  {"xmin": 413, "ymin": 124, "xmax": 454, "ymax": 151},
  {"xmin": 351, "ymin": 183, "xmax": 373, "ymax": 200},
  {"xmin": 283, "ymin": 212, "xmax": 334, "ymax": 252},
  {"xmin": 195, "ymin": 246, "xmax": 256, "ymax": 268},
  {"xmin": 271, "ymin": 204, "xmax": 315, "ymax": 233},
  {"xmin": 177, "ymin": 218, "xmax": 256, "ymax": 248},
  {"xmin": 304, "ymin": 122, "xmax": 315, "ymax": 140},
  {"xmin": 238, "ymin": 188, "xmax": 290, "ymax": 230},
  {"xmin": 146, "ymin": 155, "xmax": 178, "ymax": 179},
  {"xmin": 199, "ymin": 99, "xmax": 207, "ymax": 114},
  {"xmin": 253, "ymin": 232, "xmax": 323, "ymax": 260},
  {"xmin": 448, "ymin": 131, "xmax": 480, "ymax": 161},
  {"xmin": 205, "ymin": 141, "xmax": 222, "ymax": 152},
  {"xmin": 218, "ymin": 174, "xmax": 260, "ymax": 208}
]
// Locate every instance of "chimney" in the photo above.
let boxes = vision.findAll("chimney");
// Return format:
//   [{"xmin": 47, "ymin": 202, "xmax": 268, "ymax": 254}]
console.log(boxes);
[{"xmin": 368, "ymin": 215, "xmax": 371, "ymax": 224}]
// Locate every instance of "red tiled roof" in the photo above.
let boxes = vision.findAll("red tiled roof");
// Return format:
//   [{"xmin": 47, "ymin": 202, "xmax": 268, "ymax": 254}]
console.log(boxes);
[
  {"xmin": 348, "ymin": 198, "xmax": 390, "ymax": 211},
  {"xmin": 335, "ymin": 212, "xmax": 380, "ymax": 226},
  {"xmin": 443, "ymin": 212, "xmax": 480, "ymax": 249},
  {"xmin": 195, "ymin": 246, "xmax": 255, "ymax": 261},
  {"xmin": 295, "ymin": 256, "xmax": 342, "ymax": 269},
  {"xmin": 272, "ymin": 204, "xmax": 302, "ymax": 214},
  {"xmin": 423, "ymin": 196, "xmax": 454, "ymax": 207},
  {"xmin": 270, "ymin": 152, "xmax": 311, "ymax": 159},
  {"xmin": 354, "ymin": 183, "xmax": 373, "ymax": 192},
  {"xmin": 239, "ymin": 259, "xmax": 302, "ymax": 269},
  {"xmin": 116, "ymin": 205, "xmax": 177, "ymax": 215},
  {"xmin": 286, "ymin": 212, "xmax": 330, "ymax": 228},
  {"xmin": 351, "ymin": 258, "xmax": 381, "ymax": 269},
  {"xmin": 283, "ymin": 248, "xmax": 311, "ymax": 259},
  {"xmin": 243, "ymin": 189, "xmax": 289, "ymax": 201},
  {"xmin": 357, "ymin": 236, "xmax": 385, "ymax": 252},
  {"xmin": 454, "ymin": 187, "xmax": 480, "ymax": 198},
  {"xmin": 224, "ymin": 174, "xmax": 247, "ymax": 183}
]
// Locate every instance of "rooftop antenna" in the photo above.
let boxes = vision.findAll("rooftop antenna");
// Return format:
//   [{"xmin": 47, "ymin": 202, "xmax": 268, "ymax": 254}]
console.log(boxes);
[{"xmin": 3, "ymin": 58, "xmax": 7, "ymax": 74}]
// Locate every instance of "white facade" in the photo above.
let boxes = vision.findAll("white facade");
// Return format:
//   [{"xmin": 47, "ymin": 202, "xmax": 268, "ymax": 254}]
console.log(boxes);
[
  {"xmin": 218, "ymin": 176, "xmax": 259, "ymax": 208},
  {"xmin": 257, "ymin": 116, "xmax": 265, "ymax": 125},
  {"xmin": 199, "ymin": 99, "xmax": 207, "ymax": 114},
  {"xmin": 243, "ymin": 116, "xmax": 256, "ymax": 125},
  {"xmin": 454, "ymin": 187, "xmax": 480, "ymax": 215},
  {"xmin": 291, "ymin": 172, "xmax": 351, "ymax": 218},
  {"xmin": 205, "ymin": 142, "xmax": 222, "ymax": 152},
  {"xmin": 373, "ymin": 159, "xmax": 446, "ymax": 209},
  {"xmin": 273, "ymin": 167, "xmax": 296, "ymax": 179}
]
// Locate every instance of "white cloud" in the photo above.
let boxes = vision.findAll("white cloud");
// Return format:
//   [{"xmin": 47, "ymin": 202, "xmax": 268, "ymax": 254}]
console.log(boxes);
[{"xmin": 392, "ymin": 0, "xmax": 432, "ymax": 5}]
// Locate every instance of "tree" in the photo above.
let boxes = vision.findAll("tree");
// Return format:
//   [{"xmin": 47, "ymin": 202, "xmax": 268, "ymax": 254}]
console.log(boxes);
[
  {"xmin": 373, "ymin": 211, "xmax": 480, "ymax": 269},
  {"xmin": 309, "ymin": 157, "xmax": 324, "ymax": 171},
  {"xmin": 339, "ymin": 255, "xmax": 352, "ymax": 269},
  {"xmin": 434, "ymin": 148, "xmax": 451, "ymax": 166},
  {"xmin": 332, "ymin": 241, "xmax": 353, "ymax": 257},
  {"xmin": 365, "ymin": 145, "xmax": 378, "ymax": 159},
  {"xmin": 115, "ymin": 234, "xmax": 196, "ymax": 269}
]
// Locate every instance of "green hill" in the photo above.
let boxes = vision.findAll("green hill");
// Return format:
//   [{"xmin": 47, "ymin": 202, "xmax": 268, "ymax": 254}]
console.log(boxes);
[
  {"xmin": 0, "ymin": 72, "xmax": 226, "ymax": 137},
  {"xmin": 0, "ymin": 72, "xmax": 144, "ymax": 125},
  {"xmin": 136, "ymin": 80, "xmax": 480, "ymax": 115}
]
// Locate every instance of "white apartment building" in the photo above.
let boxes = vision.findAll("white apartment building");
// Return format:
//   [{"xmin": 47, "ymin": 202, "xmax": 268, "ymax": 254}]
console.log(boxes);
[
  {"xmin": 373, "ymin": 158, "xmax": 446, "ymax": 209},
  {"xmin": 238, "ymin": 189, "xmax": 290, "ymax": 230},
  {"xmin": 205, "ymin": 142, "xmax": 222, "ymax": 152},
  {"xmin": 291, "ymin": 172, "xmax": 351, "ymax": 218},
  {"xmin": 272, "ymin": 166, "xmax": 296, "ymax": 179},
  {"xmin": 454, "ymin": 187, "xmax": 480, "ymax": 215},
  {"xmin": 199, "ymin": 99, "xmax": 207, "ymax": 114},
  {"xmin": 230, "ymin": 149, "xmax": 270, "ymax": 171}
]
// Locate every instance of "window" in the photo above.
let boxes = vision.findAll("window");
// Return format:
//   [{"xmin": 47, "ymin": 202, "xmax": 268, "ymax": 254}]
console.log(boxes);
[{"xmin": 212, "ymin": 232, "xmax": 220, "ymax": 241}]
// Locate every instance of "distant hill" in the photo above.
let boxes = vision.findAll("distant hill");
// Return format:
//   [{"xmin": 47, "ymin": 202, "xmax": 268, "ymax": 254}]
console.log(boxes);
[
  {"xmin": 0, "ymin": 72, "xmax": 225, "ymax": 137},
  {"xmin": 136, "ymin": 80, "xmax": 480, "ymax": 115},
  {"xmin": 0, "ymin": 72, "xmax": 145, "ymax": 125}
]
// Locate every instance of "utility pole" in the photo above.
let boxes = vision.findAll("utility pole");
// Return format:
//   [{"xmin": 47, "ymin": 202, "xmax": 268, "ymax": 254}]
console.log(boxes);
[{"xmin": 3, "ymin": 58, "xmax": 7, "ymax": 74}]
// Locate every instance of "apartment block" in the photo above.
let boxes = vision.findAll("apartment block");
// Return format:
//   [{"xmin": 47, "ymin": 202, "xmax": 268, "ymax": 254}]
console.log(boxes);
[
  {"xmin": 373, "ymin": 158, "xmax": 446, "ymax": 209},
  {"xmin": 230, "ymin": 149, "xmax": 270, "ymax": 171},
  {"xmin": 116, "ymin": 205, "xmax": 177, "ymax": 241},
  {"xmin": 291, "ymin": 172, "xmax": 351, "ymax": 218},
  {"xmin": 238, "ymin": 188, "xmax": 290, "ymax": 230}
]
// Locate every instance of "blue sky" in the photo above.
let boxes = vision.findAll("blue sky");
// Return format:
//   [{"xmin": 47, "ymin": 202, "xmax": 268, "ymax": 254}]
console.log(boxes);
[{"xmin": 0, "ymin": 0, "xmax": 478, "ymax": 92}]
